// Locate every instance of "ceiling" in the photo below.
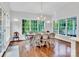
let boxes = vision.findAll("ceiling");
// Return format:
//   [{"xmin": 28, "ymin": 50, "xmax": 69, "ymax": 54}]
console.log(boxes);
[{"xmin": 9, "ymin": 2, "xmax": 78, "ymax": 16}]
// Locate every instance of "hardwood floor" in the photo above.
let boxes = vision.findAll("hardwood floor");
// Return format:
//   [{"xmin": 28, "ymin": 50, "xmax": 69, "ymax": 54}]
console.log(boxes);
[
  {"xmin": 9, "ymin": 39, "xmax": 71, "ymax": 57},
  {"xmin": 76, "ymin": 41, "xmax": 79, "ymax": 57}
]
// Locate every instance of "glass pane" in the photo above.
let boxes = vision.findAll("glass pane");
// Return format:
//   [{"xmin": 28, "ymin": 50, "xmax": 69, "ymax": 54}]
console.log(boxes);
[
  {"xmin": 22, "ymin": 20, "xmax": 30, "ymax": 35},
  {"xmin": 53, "ymin": 20, "xmax": 58, "ymax": 33},
  {"xmin": 0, "ymin": 8, "xmax": 2, "ymax": 53},
  {"xmin": 59, "ymin": 19, "xmax": 66, "ymax": 35},
  {"xmin": 67, "ymin": 17, "xmax": 77, "ymax": 37},
  {"xmin": 31, "ymin": 20, "xmax": 37, "ymax": 32},
  {"xmin": 38, "ymin": 21, "xmax": 44, "ymax": 32}
]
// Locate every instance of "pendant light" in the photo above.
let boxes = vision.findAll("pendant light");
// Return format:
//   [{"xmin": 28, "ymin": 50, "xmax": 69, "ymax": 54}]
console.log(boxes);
[{"xmin": 36, "ymin": 2, "xmax": 46, "ymax": 20}]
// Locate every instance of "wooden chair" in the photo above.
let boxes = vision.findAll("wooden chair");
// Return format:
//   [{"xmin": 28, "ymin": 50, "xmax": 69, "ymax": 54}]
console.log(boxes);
[{"xmin": 13, "ymin": 32, "xmax": 19, "ymax": 41}]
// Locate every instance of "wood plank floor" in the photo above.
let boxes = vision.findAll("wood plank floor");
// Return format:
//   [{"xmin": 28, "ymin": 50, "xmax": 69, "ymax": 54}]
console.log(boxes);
[
  {"xmin": 9, "ymin": 39, "xmax": 71, "ymax": 57},
  {"xmin": 76, "ymin": 41, "xmax": 79, "ymax": 57}
]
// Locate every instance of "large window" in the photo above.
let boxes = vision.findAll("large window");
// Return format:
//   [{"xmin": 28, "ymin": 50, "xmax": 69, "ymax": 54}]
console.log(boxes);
[
  {"xmin": 53, "ymin": 17, "xmax": 77, "ymax": 37},
  {"xmin": 31, "ymin": 20, "xmax": 37, "ymax": 32},
  {"xmin": 22, "ymin": 19, "xmax": 44, "ymax": 35},
  {"xmin": 22, "ymin": 20, "xmax": 30, "ymax": 35},
  {"xmin": 59, "ymin": 19, "xmax": 66, "ymax": 35},
  {"xmin": 38, "ymin": 20, "xmax": 44, "ymax": 32},
  {"xmin": 67, "ymin": 17, "xmax": 77, "ymax": 37},
  {"xmin": 0, "ymin": 8, "xmax": 10, "ymax": 56},
  {"xmin": 53, "ymin": 20, "xmax": 58, "ymax": 33}
]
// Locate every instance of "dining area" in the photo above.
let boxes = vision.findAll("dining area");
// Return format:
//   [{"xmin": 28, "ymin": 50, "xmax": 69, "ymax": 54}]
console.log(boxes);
[
  {"xmin": 0, "ymin": 2, "xmax": 78, "ymax": 58},
  {"xmin": 24, "ymin": 31, "xmax": 55, "ymax": 48},
  {"xmin": 6, "ymin": 31, "xmax": 71, "ymax": 57}
]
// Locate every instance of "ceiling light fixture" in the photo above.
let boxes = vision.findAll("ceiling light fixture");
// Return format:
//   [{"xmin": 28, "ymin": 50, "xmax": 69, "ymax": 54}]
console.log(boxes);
[
  {"xmin": 36, "ymin": 2, "xmax": 46, "ymax": 20},
  {"xmin": 14, "ymin": 18, "xmax": 19, "ymax": 22},
  {"xmin": 46, "ymin": 20, "xmax": 50, "ymax": 23}
]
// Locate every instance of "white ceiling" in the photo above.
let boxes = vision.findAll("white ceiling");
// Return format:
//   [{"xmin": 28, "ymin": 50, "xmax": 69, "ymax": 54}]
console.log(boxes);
[{"xmin": 9, "ymin": 2, "xmax": 79, "ymax": 16}]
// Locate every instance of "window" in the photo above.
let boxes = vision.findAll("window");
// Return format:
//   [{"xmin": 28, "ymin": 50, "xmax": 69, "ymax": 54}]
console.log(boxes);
[
  {"xmin": 53, "ymin": 20, "xmax": 58, "ymax": 33},
  {"xmin": 22, "ymin": 20, "xmax": 30, "ymax": 35},
  {"xmin": 31, "ymin": 20, "xmax": 37, "ymax": 32},
  {"xmin": 67, "ymin": 17, "xmax": 77, "ymax": 37},
  {"xmin": 38, "ymin": 20, "xmax": 44, "ymax": 32},
  {"xmin": 59, "ymin": 19, "xmax": 66, "ymax": 35},
  {"xmin": 22, "ymin": 19, "xmax": 44, "ymax": 35},
  {"xmin": 53, "ymin": 17, "xmax": 77, "ymax": 37}
]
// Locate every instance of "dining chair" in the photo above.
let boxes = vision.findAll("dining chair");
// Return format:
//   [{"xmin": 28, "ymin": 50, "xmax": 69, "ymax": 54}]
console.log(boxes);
[
  {"xmin": 31, "ymin": 33, "xmax": 42, "ymax": 47},
  {"xmin": 42, "ymin": 34, "xmax": 49, "ymax": 48},
  {"xmin": 48, "ymin": 33, "xmax": 55, "ymax": 48}
]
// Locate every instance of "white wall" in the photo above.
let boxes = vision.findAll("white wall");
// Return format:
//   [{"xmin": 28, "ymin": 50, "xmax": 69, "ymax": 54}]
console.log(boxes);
[{"xmin": 10, "ymin": 11, "xmax": 53, "ymax": 36}]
